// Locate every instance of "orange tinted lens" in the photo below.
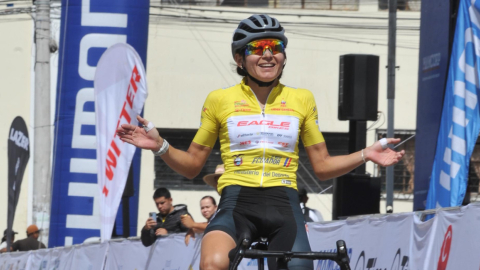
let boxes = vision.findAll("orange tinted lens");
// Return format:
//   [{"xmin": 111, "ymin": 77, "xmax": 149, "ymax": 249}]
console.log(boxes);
[{"xmin": 245, "ymin": 39, "xmax": 284, "ymax": 56}]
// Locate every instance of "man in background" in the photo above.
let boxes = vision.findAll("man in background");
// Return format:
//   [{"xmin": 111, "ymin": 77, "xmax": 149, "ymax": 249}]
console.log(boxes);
[
  {"xmin": 182, "ymin": 196, "xmax": 218, "ymax": 245},
  {"xmin": 11, "ymin": 225, "xmax": 46, "ymax": 251},
  {"xmin": 0, "ymin": 229, "xmax": 17, "ymax": 253},
  {"xmin": 299, "ymin": 187, "xmax": 323, "ymax": 222},
  {"xmin": 141, "ymin": 187, "xmax": 190, "ymax": 247}
]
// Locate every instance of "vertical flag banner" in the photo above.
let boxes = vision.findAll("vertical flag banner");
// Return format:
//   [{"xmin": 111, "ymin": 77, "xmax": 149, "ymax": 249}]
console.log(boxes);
[
  {"xmin": 426, "ymin": 0, "xmax": 480, "ymax": 209},
  {"xmin": 95, "ymin": 43, "xmax": 148, "ymax": 241},
  {"xmin": 50, "ymin": 0, "xmax": 149, "ymax": 247},
  {"xmin": 7, "ymin": 116, "xmax": 30, "ymax": 250}
]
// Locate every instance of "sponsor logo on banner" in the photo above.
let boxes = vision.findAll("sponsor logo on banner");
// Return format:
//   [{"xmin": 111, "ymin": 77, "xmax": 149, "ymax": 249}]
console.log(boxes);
[
  {"xmin": 336, "ymin": 248, "xmax": 409, "ymax": 270},
  {"xmin": 437, "ymin": 225, "xmax": 452, "ymax": 270},
  {"xmin": 95, "ymin": 43, "xmax": 148, "ymax": 241},
  {"xmin": 50, "ymin": 0, "xmax": 149, "ymax": 246}
]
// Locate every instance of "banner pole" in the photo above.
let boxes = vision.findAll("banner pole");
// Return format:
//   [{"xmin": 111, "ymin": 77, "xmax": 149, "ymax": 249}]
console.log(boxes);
[
  {"xmin": 33, "ymin": 0, "xmax": 52, "ymax": 245},
  {"xmin": 386, "ymin": 0, "xmax": 398, "ymax": 213}
]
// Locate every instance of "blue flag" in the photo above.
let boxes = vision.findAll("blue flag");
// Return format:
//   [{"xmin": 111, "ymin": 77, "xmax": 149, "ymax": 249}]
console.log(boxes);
[{"xmin": 426, "ymin": 0, "xmax": 480, "ymax": 209}]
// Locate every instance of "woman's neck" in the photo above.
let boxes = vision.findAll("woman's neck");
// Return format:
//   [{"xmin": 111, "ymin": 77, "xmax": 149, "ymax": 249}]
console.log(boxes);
[{"xmin": 246, "ymin": 78, "xmax": 279, "ymax": 105}]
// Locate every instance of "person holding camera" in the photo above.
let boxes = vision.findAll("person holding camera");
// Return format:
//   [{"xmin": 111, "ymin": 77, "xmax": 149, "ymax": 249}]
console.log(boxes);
[{"xmin": 141, "ymin": 187, "xmax": 191, "ymax": 247}]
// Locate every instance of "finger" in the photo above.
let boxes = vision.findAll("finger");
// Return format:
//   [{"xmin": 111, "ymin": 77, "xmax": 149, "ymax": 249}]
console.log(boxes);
[
  {"xmin": 137, "ymin": 115, "xmax": 149, "ymax": 126},
  {"xmin": 387, "ymin": 138, "xmax": 402, "ymax": 145},
  {"xmin": 120, "ymin": 123, "xmax": 138, "ymax": 131}
]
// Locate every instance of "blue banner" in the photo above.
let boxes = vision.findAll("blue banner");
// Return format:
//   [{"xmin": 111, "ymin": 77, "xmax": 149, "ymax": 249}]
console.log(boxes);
[
  {"xmin": 50, "ymin": 0, "xmax": 149, "ymax": 247},
  {"xmin": 426, "ymin": 0, "xmax": 480, "ymax": 209},
  {"xmin": 414, "ymin": 0, "xmax": 455, "ymax": 211}
]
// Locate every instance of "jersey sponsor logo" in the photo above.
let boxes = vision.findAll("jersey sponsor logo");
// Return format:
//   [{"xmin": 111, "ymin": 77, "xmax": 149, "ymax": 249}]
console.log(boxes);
[
  {"xmin": 272, "ymin": 172, "xmax": 289, "ymax": 178},
  {"xmin": 255, "ymin": 140, "xmax": 274, "ymax": 145},
  {"xmin": 271, "ymin": 108, "xmax": 294, "ymax": 111},
  {"xmin": 233, "ymin": 155, "xmax": 243, "ymax": 166},
  {"xmin": 234, "ymin": 100, "xmax": 249, "ymax": 107},
  {"xmin": 237, "ymin": 120, "xmax": 291, "ymax": 130},
  {"xmin": 257, "ymin": 132, "xmax": 275, "ymax": 136},
  {"xmin": 237, "ymin": 133, "xmax": 254, "ymax": 138},
  {"xmin": 227, "ymin": 114, "xmax": 299, "ymax": 153},
  {"xmin": 281, "ymin": 98, "xmax": 287, "ymax": 107},
  {"xmin": 235, "ymin": 108, "xmax": 252, "ymax": 112},
  {"xmin": 283, "ymin": 158, "xmax": 292, "ymax": 167},
  {"xmin": 202, "ymin": 106, "xmax": 208, "ymax": 112},
  {"xmin": 240, "ymin": 141, "xmax": 251, "ymax": 145},
  {"xmin": 278, "ymin": 142, "xmax": 289, "ymax": 147},
  {"xmin": 263, "ymin": 171, "xmax": 290, "ymax": 178},
  {"xmin": 281, "ymin": 179, "xmax": 292, "ymax": 185},
  {"xmin": 234, "ymin": 170, "xmax": 260, "ymax": 175},
  {"xmin": 252, "ymin": 156, "xmax": 282, "ymax": 165}
]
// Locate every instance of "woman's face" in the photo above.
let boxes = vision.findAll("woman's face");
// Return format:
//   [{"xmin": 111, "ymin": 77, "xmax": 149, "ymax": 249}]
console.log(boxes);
[
  {"xmin": 200, "ymin": 198, "xmax": 217, "ymax": 220},
  {"xmin": 235, "ymin": 41, "xmax": 286, "ymax": 83}
]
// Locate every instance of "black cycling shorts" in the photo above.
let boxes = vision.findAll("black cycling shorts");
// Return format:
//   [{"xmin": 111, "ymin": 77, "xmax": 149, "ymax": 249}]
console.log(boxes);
[{"xmin": 204, "ymin": 185, "xmax": 313, "ymax": 270}]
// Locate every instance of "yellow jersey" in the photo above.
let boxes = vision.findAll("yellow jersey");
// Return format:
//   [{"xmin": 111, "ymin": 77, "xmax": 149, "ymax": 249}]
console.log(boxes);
[{"xmin": 193, "ymin": 79, "xmax": 325, "ymax": 194}]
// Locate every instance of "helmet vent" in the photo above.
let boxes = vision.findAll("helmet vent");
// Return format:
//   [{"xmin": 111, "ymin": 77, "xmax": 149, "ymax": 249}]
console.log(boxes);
[
  {"xmin": 259, "ymin": 14, "xmax": 268, "ymax": 25},
  {"xmin": 233, "ymin": 33, "xmax": 246, "ymax": 42},
  {"xmin": 249, "ymin": 16, "xmax": 263, "ymax": 28}
]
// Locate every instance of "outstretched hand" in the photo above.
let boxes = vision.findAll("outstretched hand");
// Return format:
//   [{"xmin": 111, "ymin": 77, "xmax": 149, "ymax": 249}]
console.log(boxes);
[
  {"xmin": 365, "ymin": 138, "xmax": 405, "ymax": 167},
  {"xmin": 117, "ymin": 115, "xmax": 161, "ymax": 151}
]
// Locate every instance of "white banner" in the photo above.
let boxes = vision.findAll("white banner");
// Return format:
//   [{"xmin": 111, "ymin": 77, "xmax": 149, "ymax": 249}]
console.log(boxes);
[
  {"xmin": 94, "ymin": 43, "xmax": 148, "ymax": 241},
  {"xmin": 2, "ymin": 203, "xmax": 480, "ymax": 269},
  {"xmin": 70, "ymin": 242, "xmax": 108, "ymax": 270},
  {"xmin": 0, "ymin": 250, "xmax": 30, "ymax": 270},
  {"xmin": 104, "ymin": 239, "xmax": 150, "ymax": 270},
  {"xmin": 146, "ymin": 234, "xmax": 200, "ymax": 270}
]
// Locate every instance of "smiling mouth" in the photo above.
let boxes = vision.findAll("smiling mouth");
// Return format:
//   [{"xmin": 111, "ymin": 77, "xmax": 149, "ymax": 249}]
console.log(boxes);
[{"xmin": 259, "ymin": 63, "xmax": 275, "ymax": 68}]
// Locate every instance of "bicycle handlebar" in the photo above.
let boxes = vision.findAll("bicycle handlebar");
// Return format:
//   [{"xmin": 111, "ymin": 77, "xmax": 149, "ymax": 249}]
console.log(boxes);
[{"xmin": 229, "ymin": 239, "xmax": 351, "ymax": 270}]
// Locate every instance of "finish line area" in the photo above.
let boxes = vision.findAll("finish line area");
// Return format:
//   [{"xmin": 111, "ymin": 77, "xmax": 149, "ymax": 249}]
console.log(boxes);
[{"xmin": 1, "ymin": 203, "xmax": 479, "ymax": 269}]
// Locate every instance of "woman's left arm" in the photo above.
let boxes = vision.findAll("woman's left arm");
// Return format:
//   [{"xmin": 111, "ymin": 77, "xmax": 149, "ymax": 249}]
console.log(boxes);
[{"xmin": 305, "ymin": 138, "xmax": 405, "ymax": 181}]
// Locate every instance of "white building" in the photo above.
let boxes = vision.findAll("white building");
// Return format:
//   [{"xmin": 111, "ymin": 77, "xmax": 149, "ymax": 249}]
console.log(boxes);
[{"xmin": 0, "ymin": 0, "xmax": 419, "ymax": 244}]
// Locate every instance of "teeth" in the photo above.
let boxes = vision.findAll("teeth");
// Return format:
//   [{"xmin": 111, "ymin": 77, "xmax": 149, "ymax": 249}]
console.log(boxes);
[{"xmin": 260, "ymin": 64, "xmax": 274, "ymax": 67}]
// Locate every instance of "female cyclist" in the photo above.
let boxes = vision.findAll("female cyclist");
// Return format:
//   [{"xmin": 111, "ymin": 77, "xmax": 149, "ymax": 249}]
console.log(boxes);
[{"xmin": 117, "ymin": 14, "xmax": 404, "ymax": 270}]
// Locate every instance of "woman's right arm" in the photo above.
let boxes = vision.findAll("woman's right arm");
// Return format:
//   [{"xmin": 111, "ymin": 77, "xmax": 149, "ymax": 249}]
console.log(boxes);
[{"xmin": 117, "ymin": 115, "xmax": 212, "ymax": 179}]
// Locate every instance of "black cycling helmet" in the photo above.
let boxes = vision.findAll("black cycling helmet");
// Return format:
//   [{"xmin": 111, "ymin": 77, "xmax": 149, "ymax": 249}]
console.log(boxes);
[{"xmin": 231, "ymin": 14, "xmax": 288, "ymax": 59}]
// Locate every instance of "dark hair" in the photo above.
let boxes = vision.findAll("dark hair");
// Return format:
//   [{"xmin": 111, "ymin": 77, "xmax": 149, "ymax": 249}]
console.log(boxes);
[
  {"xmin": 201, "ymin": 195, "xmax": 217, "ymax": 206},
  {"xmin": 153, "ymin": 187, "xmax": 171, "ymax": 199}
]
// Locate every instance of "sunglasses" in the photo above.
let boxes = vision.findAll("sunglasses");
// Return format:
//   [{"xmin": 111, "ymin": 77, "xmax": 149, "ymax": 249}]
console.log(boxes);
[{"xmin": 245, "ymin": 39, "xmax": 285, "ymax": 56}]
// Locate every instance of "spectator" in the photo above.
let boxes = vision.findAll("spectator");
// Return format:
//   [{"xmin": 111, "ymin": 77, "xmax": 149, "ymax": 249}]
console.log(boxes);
[
  {"xmin": 183, "ymin": 196, "xmax": 218, "ymax": 245},
  {"xmin": 202, "ymin": 164, "xmax": 225, "ymax": 190},
  {"xmin": 11, "ymin": 225, "xmax": 46, "ymax": 251},
  {"xmin": 299, "ymin": 187, "xmax": 323, "ymax": 222},
  {"xmin": 141, "ymin": 187, "xmax": 191, "ymax": 247},
  {"xmin": 0, "ymin": 229, "xmax": 18, "ymax": 253}
]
